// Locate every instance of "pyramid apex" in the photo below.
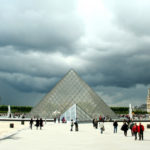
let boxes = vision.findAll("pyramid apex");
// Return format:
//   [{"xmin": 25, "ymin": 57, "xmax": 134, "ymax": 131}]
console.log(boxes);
[
  {"xmin": 67, "ymin": 69, "xmax": 78, "ymax": 75},
  {"xmin": 68, "ymin": 68, "xmax": 76, "ymax": 72}
]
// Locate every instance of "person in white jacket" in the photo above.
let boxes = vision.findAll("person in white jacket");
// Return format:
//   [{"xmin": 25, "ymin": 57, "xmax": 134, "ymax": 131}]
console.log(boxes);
[{"xmin": 99, "ymin": 122, "xmax": 105, "ymax": 134}]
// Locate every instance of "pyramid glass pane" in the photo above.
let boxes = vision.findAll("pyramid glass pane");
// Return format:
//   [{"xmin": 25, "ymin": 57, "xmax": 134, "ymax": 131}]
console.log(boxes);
[
  {"xmin": 60, "ymin": 104, "xmax": 76, "ymax": 121},
  {"xmin": 76, "ymin": 104, "xmax": 92, "ymax": 121}
]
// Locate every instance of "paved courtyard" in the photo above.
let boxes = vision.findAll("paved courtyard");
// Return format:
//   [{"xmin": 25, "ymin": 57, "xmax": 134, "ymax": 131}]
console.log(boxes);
[
  {"xmin": 0, "ymin": 122, "xmax": 150, "ymax": 150},
  {"xmin": 0, "ymin": 121, "xmax": 28, "ymax": 139}
]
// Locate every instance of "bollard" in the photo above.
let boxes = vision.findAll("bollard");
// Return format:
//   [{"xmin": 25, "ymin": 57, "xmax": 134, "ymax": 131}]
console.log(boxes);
[
  {"xmin": 21, "ymin": 120, "xmax": 25, "ymax": 125},
  {"xmin": 147, "ymin": 124, "xmax": 150, "ymax": 129},
  {"xmin": 10, "ymin": 123, "xmax": 14, "ymax": 128}
]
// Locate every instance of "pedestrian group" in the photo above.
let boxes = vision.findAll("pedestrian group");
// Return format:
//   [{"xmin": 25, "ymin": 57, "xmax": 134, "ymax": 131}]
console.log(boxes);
[
  {"xmin": 29, "ymin": 117, "xmax": 145, "ymax": 141},
  {"xmin": 29, "ymin": 118, "xmax": 44, "ymax": 130},
  {"xmin": 121, "ymin": 121, "xmax": 144, "ymax": 140}
]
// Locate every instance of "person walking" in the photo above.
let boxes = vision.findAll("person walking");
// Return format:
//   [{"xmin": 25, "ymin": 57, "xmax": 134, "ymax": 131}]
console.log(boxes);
[
  {"xmin": 121, "ymin": 122, "xmax": 128, "ymax": 136},
  {"xmin": 70, "ymin": 119, "xmax": 74, "ymax": 131},
  {"xmin": 132, "ymin": 123, "xmax": 138, "ymax": 140},
  {"xmin": 39, "ymin": 118, "xmax": 43, "ymax": 130},
  {"xmin": 30, "ymin": 118, "xmax": 34, "ymax": 129},
  {"xmin": 94, "ymin": 119, "xmax": 98, "ymax": 129},
  {"xmin": 138, "ymin": 123, "xmax": 144, "ymax": 140},
  {"xmin": 35, "ymin": 118, "xmax": 39, "ymax": 130},
  {"xmin": 130, "ymin": 122, "xmax": 135, "ymax": 136},
  {"xmin": 113, "ymin": 121, "xmax": 118, "ymax": 133},
  {"xmin": 58, "ymin": 117, "xmax": 60, "ymax": 123},
  {"xmin": 74, "ymin": 119, "xmax": 79, "ymax": 131},
  {"xmin": 54, "ymin": 117, "xmax": 56, "ymax": 123},
  {"xmin": 99, "ymin": 122, "xmax": 105, "ymax": 134},
  {"xmin": 92, "ymin": 118, "xmax": 95, "ymax": 127}
]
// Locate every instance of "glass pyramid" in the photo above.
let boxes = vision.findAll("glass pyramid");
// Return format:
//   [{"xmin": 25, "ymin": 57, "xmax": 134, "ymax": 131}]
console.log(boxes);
[{"xmin": 29, "ymin": 69, "xmax": 116, "ymax": 120}]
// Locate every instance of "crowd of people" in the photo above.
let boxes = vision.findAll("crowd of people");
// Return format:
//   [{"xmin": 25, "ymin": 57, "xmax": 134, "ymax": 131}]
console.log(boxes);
[
  {"xmin": 118, "ymin": 114, "xmax": 150, "ymax": 120},
  {"xmin": 28, "ymin": 115, "xmax": 146, "ymax": 141},
  {"xmin": 0, "ymin": 113, "xmax": 26, "ymax": 118},
  {"xmin": 92, "ymin": 116, "xmax": 145, "ymax": 140},
  {"xmin": 29, "ymin": 117, "xmax": 79, "ymax": 132}
]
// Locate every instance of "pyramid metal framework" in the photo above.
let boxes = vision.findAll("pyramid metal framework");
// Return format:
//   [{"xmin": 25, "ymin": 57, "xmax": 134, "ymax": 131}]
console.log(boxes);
[{"xmin": 29, "ymin": 70, "xmax": 116, "ymax": 121}]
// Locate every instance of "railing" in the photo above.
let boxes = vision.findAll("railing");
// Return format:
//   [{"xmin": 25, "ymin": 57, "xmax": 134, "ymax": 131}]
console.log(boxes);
[{"xmin": 0, "ymin": 118, "xmax": 54, "ymax": 122}]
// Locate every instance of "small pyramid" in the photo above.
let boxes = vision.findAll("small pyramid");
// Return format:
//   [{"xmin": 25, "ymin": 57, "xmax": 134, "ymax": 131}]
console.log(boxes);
[
  {"xmin": 60, "ymin": 104, "xmax": 92, "ymax": 121},
  {"xmin": 29, "ymin": 69, "xmax": 116, "ymax": 120}
]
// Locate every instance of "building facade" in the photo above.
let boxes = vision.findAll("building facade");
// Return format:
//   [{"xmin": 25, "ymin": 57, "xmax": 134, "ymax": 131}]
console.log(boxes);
[{"xmin": 147, "ymin": 88, "xmax": 150, "ymax": 113}]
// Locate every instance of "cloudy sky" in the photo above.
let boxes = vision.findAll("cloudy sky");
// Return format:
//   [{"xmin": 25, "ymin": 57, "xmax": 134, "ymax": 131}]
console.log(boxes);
[{"xmin": 0, "ymin": 0, "xmax": 150, "ymax": 106}]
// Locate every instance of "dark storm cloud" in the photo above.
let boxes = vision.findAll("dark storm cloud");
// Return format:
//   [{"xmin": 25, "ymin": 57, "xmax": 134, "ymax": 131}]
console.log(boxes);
[
  {"xmin": 80, "ymin": 49, "xmax": 150, "ymax": 88},
  {"xmin": 0, "ymin": 46, "xmax": 70, "ymax": 78},
  {"xmin": 0, "ymin": 79, "xmax": 44, "ymax": 106},
  {"xmin": 0, "ymin": 0, "xmax": 150, "ymax": 106},
  {"xmin": 0, "ymin": 47, "xmax": 68, "ymax": 93},
  {"xmin": 0, "ymin": 0, "xmax": 83, "ymax": 53},
  {"xmin": 0, "ymin": 71, "xmax": 60, "ymax": 93},
  {"xmin": 94, "ymin": 84, "xmax": 149, "ymax": 106}
]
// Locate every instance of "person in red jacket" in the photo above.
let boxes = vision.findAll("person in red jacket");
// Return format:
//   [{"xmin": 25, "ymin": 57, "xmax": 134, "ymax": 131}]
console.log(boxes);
[
  {"xmin": 138, "ymin": 123, "xmax": 144, "ymax": 140},
  {"xmin": 132, "ymin": 123, "xmax": 138, "ymax": 140}
]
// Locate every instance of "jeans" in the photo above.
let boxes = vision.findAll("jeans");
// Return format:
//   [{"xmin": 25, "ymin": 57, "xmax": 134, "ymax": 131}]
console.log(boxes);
[
  {"xmin": 114, "ymin": 127, "xmax": 117, "ymax": 133},
  {"xmin": 134, "ymin": 132, "xmax": 137, "ymax": 140},
  {"xmin": 139, "ymin": 132, "xmax": 143, "ymax": 140},
  {"xmin": 100, "ymin": 128, "xmax": 103, "ymax": 134}
]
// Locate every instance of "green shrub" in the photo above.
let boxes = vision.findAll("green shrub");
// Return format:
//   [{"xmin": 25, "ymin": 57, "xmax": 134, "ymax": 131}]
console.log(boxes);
[
  {"xmin": 110, "ymin": 107, "xmax": 129, "ymax": 114},
  {"xmin": 0, "ymin": 105, "xmax": 32, "ymax": 113}
]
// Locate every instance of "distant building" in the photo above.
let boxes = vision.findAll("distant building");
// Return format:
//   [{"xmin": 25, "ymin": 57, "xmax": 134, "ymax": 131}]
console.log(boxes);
[
  {"xmin": 133, "ymin": 104, "xmax": 147, "ymax": 112},
  {"xmin": 147, "ymin": 88, "xmax": 150, "ymax": 113}
]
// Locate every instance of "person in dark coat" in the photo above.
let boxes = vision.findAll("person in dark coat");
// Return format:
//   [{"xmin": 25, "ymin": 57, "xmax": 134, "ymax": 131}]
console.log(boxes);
[
  {"xmin": 130, "ymin": 122, "xmax": 135, "ymax": 136},
  {"xmin": 121, "ymin": 122, "xmax": 128, "ymax": 136},
  {"xmin": 39, "ymin": 118, "xmax": 43, "ymax": 130},
  {"xmin": 70, "ymin": 119, "xmax": 74, "ymax": 131},
  {"xmin": 30, "ymin": 118, "xmax": 34, "ymax": 129},
  {"xmin": 92, "ymin": 119, "xmax": 95, "ymax": 127},
  {"xmin": 113, "ymin": 121, "xmax": 118, "ymax": 133},
  {"xmin": 94, "ymin": 119, "xmax": 98, "ymax": 129},
  {"xmin": 54, "ymin": 118, "xmax": 56, "ymax": 123},
  {"xmin": 95, "ymin": 120, "xmax": 98, "ymax": 129},
  {"xmin": 35, "ymin": 118, "xmax": 40, "ymax": 130},
  {"xmin": 74, "ymin": 119, "xmax": 79, "ymax": 131}
]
